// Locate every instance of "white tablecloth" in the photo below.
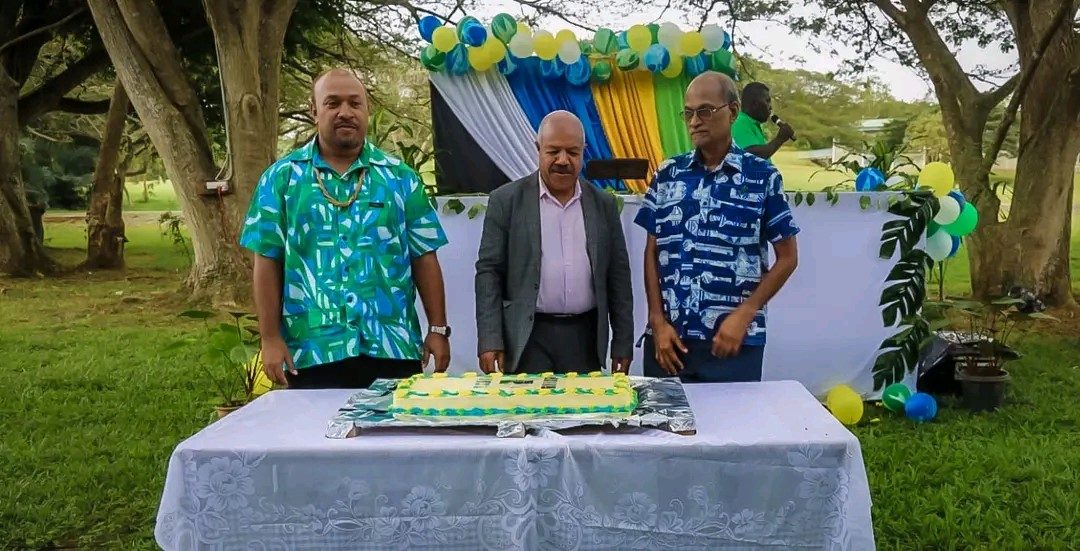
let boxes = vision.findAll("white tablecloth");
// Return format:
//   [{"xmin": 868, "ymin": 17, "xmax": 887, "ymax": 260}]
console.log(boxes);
[{"xmin": 155, "ymin": 381, "xmax": 875, "ymax": 550}]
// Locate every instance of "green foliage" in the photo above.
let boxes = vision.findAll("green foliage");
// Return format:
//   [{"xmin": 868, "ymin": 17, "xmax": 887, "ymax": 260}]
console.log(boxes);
[
  {"xmin": 164, "ymin": 311, "xmax": 262, "ymax": 407},
  {"xmin": 19, "ymin": 134, "xmax": 100, "ymax": 210},
  {"xmin": 879, "ymin": 191, "xmax": 938, "ymax": 259}
]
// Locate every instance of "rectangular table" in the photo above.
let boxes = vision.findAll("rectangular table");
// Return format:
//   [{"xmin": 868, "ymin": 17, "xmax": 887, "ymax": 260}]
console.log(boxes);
[{"xmin": 155, "ymin": 381, "xmax": 875, "ymax": 550}]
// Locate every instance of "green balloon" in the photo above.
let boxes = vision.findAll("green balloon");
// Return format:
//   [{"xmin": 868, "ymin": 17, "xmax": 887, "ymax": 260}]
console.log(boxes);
[
  {"xmin": 420, "ymin": 45, "xmax": 446, "ymax": 71},
  {"xmin": 712, "ymin": 49, "xmax": 735, "ymax": 77},
  {"xmin": 927, "ymin": 220, "xmax": 941, "ymax": 237},
  {"xmin": 647, "ymin": 23, "xmax": 660, "ymax": 44},
  {"xmin": 615, "ymin": 48, "xmax": 639, "ymax": 71},
  {"xmin": 491, "ymin": 13, "xmax": 517, "ymax": 44},
  {"xmin": 579, "ymin": 39, "xmax": 594, "ymax": 55},
  {"xmin": 944, "ymin": 202, "xmax": 978, "ymax": 237},
  {"xmin": 593, "ymin": 28, "xmax": 617, "ymax": 55},
  {"xmin": 592, "ymin": 60, "xmax": 613, "ymax": 82},
  {"xmin": 457, "ymin": 16, "xmax": 480, "ymax": 42},
  {"xmin": 882, "ymin": 383, "xmax": 911, "ymax": 413}
]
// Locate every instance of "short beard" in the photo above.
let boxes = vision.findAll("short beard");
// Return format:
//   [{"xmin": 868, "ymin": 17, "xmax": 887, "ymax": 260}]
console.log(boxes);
[{"xmin": 330, "ymin": 133, "xmax": 362, "ymax": 151}]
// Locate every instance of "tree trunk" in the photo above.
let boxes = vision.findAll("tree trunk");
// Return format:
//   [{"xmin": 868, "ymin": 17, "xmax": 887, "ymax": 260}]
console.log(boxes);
[
  {"xmin": 0, "ymin": 67, "xmax": 55, "ymax": 276},
  {"xmin": 970, "ymin": 0, "xmax": 1080, "ymax": 307},
  {"xmin": 88, "ymin": 0, "xmax": 297, "ymax": 306},
  {"xmin": 85, "ymin": 79, "xmax": 130, "ymax": 269}
]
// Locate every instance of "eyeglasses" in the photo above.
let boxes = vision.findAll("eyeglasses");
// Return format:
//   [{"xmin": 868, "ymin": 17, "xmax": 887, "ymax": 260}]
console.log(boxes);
[{"xmin": 680, "ymin": 103, "xmax": 733, "ymax": 122}]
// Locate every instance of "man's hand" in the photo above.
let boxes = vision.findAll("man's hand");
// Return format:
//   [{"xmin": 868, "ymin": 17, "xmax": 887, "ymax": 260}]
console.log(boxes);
[
  {"xmin": 776, "ymin": 120, "xmax": 795, "ymax": 142},
  {"xmin": 651, "ymin": 321, "xmax": 687, "ymax": 375},
  {"xmin": 261, "ymin": 337, "xmax": 295, "ymax": 385},
  {"xmin": 479, "ymin": 350, "xmax": 505, "ymax": 374},
  {"xmin": 712, "ymin": 309, "xmax": 753, "ymax": 358},
  {"xmin": 611, "ymin": 357, "xmax": 632, "ymax": 374},
  {"xmin": 423, "ymin": 333, "xmax": 451, "ymax": 372}
]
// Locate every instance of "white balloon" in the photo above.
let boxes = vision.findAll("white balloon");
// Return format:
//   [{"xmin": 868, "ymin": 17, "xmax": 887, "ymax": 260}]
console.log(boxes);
[
  {"xmin": 933, "ymin": 195, "xmax": 961, "ymax": 225},
  {"xmin": 701, "ymin": 24, "xmax": 725, "ymax": 51},
  {"xmin": 557, "ymin": 40, "xmax": 581, "ymax": 64},
  {"xmin": 925, "ymin": 229, "xmax": 952, "ymax": 261},
  {"xmin": 658, "ymin": 22, "xmax": 682, "ymax": 48},
  {"xmin": 508, "ymin": 33, "xmax": 534, "ymax": 58}
]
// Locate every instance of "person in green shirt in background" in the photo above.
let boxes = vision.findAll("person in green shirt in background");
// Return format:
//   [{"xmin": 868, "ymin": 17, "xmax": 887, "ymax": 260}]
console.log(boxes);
[{"xmin": 730, "ymin": 82, "xmax": 795, "ymax": 162}]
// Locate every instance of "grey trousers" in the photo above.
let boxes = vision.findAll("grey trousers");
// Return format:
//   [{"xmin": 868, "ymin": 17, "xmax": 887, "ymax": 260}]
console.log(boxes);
[{"xmin": 515, "ymin": 310, "xmax": 601, "ymax": 374}]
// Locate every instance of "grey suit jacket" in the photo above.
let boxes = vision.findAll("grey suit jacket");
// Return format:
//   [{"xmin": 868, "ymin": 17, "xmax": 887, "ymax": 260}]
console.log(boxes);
[{"xmin": 474, "ymin": 172, "xmax": 634, "ymax": 372}]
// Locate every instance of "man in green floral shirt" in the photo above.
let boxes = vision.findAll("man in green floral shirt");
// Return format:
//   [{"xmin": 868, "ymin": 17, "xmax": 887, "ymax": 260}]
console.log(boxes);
[{"xmin": 240, "ymin": 68, "xmax": 451, "ymax": 389}]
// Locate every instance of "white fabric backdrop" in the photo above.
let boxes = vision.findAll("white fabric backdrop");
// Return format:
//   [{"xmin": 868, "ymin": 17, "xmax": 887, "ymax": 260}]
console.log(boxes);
[
  {"xmin": 429, "ymin": 71, "xmax": 538, "ymax": 180},
  {"xmin": 419, "ymin": 192, "xmax": 916, "ymax": 399},
  {"xmin": 155, "ymin": 383, "xmax": 875, "ymax": 550}
]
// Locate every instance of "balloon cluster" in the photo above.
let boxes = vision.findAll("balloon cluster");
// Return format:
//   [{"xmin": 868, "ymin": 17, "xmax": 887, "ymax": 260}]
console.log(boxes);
[
  {"xmin": 826, "ymin": 382, "xmax": 939, "ymax": 425},
  {"xmin": 881, "ymin": 383, "xmax": 938, "ymax": 423},
  {"xmin": 917, "ymin": 162, "xmax": 979, "ymax": 263},
  {"xmin": 417, "ymin": 15, "xmax": 736, "ymax": 85}
]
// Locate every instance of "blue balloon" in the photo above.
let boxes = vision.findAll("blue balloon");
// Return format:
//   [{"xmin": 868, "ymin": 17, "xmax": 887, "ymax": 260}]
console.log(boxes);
[
  {"xmin": 497, "ymin": 55, "xmax": 518, "ymax": 76},
  {"xmin": 722, "ymin": 30, "xmax": 731, "ymax": 50},
  {"xmin": 904, "ymin": 392, "xmax": 938, "ymax": 422},
  {"xmin": 565, "ymin": 57, "xmax": 591, "ymax": 86},
  {"xmin": 617, "ymin": 31, "xmax": 629, "ymax": 50},
  {"xmin": 948, "ymin": 190, "xmax": 966, "ymax": 209},
  {"xmin": 644, "ymin": 44, "xmax": 670, "ymax": 72},
  {"xmin": 948, "ymin": 235, "xmax": 962, "ymax": 258},
  {"xmin": 445, "ymin": 44, "xmax": 469, "ymax": 75},
  {"xmin": 685, "ymin": 53, "xmax": 708, "ymax": 77},
  {"xmin": 539, "ymin": 59, "xmax": 564, "ymax": 80},
  {"xmin": 855, "ymin": 167, "xmax": 886, "ymax": 191},
  {"xmin": 462, "ymin": 20, "xmax": 487, "ymax": 47},
  {"xmin": 418, "ymin": 16, "xmax": 441, "ymax": 42}
]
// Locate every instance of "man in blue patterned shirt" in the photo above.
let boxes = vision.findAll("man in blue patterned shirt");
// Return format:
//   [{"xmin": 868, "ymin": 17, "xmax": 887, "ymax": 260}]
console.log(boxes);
[
  {"xmin": 634, "ymin": 72, "xmax": 800, "ymax": 383},
  {"xmin": 240, "ymin": 68, "xmax": 451, "ymax": 389}
]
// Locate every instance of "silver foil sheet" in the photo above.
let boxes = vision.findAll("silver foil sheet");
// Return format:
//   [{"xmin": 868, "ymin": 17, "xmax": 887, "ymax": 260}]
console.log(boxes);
[{"xmin": 325, "ymin": 376, "xmax": 697, "ymax": 439}]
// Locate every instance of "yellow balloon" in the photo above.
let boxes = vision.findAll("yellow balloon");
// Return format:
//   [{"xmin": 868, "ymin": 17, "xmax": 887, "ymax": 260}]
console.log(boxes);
[
  {"xmin": 679, "ymin": 31, "xmax": 705, "ymax": 56},
  {"xmin": 556, "ymin": 29, "xmax": 577, "ymax": 45},
  {"xmin": 918, "ymin": 161, "xmax": 955, "ymax": 196},
  {"xmin": 468, "ymin": 45, "xmax": 493, "ymax": 71},
  {"xmin": 826, "ymin": 385, "xmax": 864, "ymax": 425},
  {"xmin": 432, "ymin": 26, "xmax": 458, "ymax": 53},
  {"xmin": 533, "ymin": 31, "xmax": 558, "ymax": 60},
  {"xmin": 627, "ymin": 24, "xmax": 651, "ymax": 53},
  {"xmin": 516, "ymin": 22, "xmax": 532, "ymax": 37},
  {"xmin": 661, "ymin": 54, "xmax": 683, "ymax": 78},
  {"xmin": 246, "ymin": 351, "xmax": 273, "ymax": 397},
  {"xmin": 485, "ymin": 39, "xmax": 507, "ymax": 64}
]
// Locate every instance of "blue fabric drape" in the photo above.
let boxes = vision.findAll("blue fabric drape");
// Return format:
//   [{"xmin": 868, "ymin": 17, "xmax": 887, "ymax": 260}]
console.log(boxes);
[{"xmin": 504, "ymin": 57, "xmax": 624, "ymax": 190}]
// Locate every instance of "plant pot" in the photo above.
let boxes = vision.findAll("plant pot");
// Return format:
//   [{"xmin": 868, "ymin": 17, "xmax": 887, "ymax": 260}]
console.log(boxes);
[
  {"xmin": 955, "ymin": 368, "xmax": 1010, "ymax": 412},
  {"xmin": 215, "ymin": 403, "xmax": 244, "ymax": 419}
]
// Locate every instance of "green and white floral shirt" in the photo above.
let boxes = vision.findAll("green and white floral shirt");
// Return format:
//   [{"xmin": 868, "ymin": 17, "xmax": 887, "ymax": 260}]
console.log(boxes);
[{"xmin": 240, "ymin": 138, "xmax": 448, "ymax": 369}]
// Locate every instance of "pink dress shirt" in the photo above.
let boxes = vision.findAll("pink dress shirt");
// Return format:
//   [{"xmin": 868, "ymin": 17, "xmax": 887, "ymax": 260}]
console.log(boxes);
[{"xmin": 536, "ymin": 176, "xmax": 596, "ymax": 315}]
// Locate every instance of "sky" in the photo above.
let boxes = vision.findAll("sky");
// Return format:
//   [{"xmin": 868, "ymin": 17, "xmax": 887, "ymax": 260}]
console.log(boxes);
[{"xmin": 458, "ymin": 2, "xmax": 1018, "ymax": 103}]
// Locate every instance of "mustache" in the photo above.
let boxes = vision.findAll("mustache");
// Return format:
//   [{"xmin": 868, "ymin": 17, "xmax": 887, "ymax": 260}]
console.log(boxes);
[
  {"xmin": 550, "ymin": 165, "xmax": 573, "ymax": 174},
  {"xmin": 334, "ymin": 121, "xmax": 358, "ymax": 129}
]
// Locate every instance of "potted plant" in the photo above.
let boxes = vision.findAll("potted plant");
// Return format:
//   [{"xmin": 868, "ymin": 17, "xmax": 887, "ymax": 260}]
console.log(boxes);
[
  {"xmin": 926, "ymin": 287, "xmax": 1056, "ymax": 412},
  {"xmin": 166, "ymin": 310, "xmax": 266, "ymax": 418}
]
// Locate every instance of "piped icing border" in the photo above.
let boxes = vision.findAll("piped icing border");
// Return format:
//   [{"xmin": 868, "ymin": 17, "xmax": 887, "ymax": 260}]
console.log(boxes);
[{"xmin": 390, "ymin": 372, "xmax": 638, "ymax": 417}]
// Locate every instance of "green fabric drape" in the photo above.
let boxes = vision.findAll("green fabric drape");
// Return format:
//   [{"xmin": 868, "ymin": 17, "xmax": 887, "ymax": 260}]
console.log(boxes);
[{"xmin": 653, "ymin": 73, "xmax": 693, "ymax": 158}]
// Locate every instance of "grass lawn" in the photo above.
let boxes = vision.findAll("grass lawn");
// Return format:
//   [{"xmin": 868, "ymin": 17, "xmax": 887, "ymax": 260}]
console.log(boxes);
[{"xmin": 3, "ymin": 204, "xmax": 1080, "ymax": 549}]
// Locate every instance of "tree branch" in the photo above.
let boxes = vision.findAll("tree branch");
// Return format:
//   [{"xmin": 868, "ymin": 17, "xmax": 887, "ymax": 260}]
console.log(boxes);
[
  {"xmin": 981, "ymin": 0, "xmax": 1073, "ymax": 173},
  {"xmin": 56, "ymin": 97, "xmax": 112, "ymax": 115},
  {"xmin": 0, "ymin": 6, "xmax": 88, "ymax": 55},
  {"xmin": 17, "ymin": 47, "xmax": 112, "ymax": 126},
  {"xmin": 982, "ymin": 71, "xmax": 1020, "ymax": 108}
]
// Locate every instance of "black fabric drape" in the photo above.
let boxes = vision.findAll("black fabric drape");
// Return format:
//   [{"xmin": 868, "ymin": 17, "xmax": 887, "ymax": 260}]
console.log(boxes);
[{"xmin": 430, "ymin": 82, "xmax": 511, "ymax": 194}]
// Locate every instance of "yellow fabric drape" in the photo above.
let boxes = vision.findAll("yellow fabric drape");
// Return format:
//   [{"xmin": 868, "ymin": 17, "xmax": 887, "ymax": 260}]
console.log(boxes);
[{"xmin": 590, "ymin": 68, "xmax": 667, "ymax": 193}]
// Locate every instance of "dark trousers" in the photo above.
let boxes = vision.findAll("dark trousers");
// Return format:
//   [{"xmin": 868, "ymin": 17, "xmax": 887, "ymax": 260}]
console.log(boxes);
[
  {"xmin": 285, "ymin": 354, "xmax": 422, "ymax": 389},
  {"xmin": 515, "ymin": 309, "xmax": 601, "ymax": 374},
  {"xmin": 643, "ymin": 337, "xmax": 764, "ymax": 383}
]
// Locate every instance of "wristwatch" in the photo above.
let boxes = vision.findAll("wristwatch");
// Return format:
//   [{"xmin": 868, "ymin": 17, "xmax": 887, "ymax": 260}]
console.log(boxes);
[{"xmin": 429, "ymin": 325, "xmax": 452, "ymax": 338}]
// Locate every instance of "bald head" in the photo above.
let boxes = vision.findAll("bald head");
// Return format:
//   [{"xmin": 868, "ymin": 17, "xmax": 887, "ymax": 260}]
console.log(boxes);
[
  {"xmin": 686, "ymin": 71, "xmax": 740, "ymax": 106},
  {"xmin": 311, "ymin": 67, "xmax": 369, "ymax": 155},
  {"xmin": 537, "ymin": 110, "xmax": 585, "ymax": 148},
  {"xmin": 536, "ymin": 110, "xmax": 585, "ymax": 198},
  {"xmin": 683, "ymin": 71, "xmax": 740, "ymax": 152}
]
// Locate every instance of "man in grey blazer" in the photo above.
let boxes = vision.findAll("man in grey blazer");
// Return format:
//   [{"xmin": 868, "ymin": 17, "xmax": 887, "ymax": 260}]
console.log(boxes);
[{"xmin": 474, "ymin": 111, "xmax": 634, "ymax": 375}]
